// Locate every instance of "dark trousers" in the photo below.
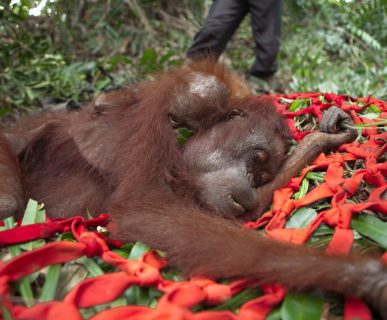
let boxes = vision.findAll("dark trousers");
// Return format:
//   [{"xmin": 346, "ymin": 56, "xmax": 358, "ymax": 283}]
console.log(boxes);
[{"xmin": 187, "ymin": 0, "xmax": 282, "ymax": 78}]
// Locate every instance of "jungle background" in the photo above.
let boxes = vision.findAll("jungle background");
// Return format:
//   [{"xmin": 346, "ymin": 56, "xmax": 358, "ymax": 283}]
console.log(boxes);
[{"xmin": 0, "ymin": 0, "xmax": 386, "ymax": 117}]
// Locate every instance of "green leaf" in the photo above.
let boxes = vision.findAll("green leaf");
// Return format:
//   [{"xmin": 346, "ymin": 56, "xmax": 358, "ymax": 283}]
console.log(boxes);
[
  {"xmin": 266, "ymin": 307, "xmax": 282, "ymax": 320},
  {"xmin": 39, "ymin": 264, "xmax": 62, "ymax": 301},
  {"xmin": 78, "ymin": 257, "xmax": 104, "ymax": 277},
  {"xmin": 124, "ymin": 286, "xmax": 162, "ymax": 309},
  {"xmin": 312, "ymin": 224, "xmax": 334, "ymax": 236},
  {"xmin": 21, "ymin": 0, "xmax": 33, "ymax": 9},
  {"xmin": 159, "ymin": 51, "xmax": 174, "ymax": 65},
  {"xmin": 19, "ymin": 279, "xmax": 35, "ymax": 307},
  {"xmin": 80, "ymin": 309, "xmax": 96, "ymax": 319},
  {"xmin": 149, "ymin": 287, "xmax": 163, "ymax": 300},
  {"xmin": 4, "ymin": 217, "xmax": 22, "ymax": 256},
  {"xmin": 25, "ymin": 87, "xmax": 35, "ymax": 101},
  {"xmin": 286, "ymin": 207, "xmax": 317, "ymax": 229},
  {"xmin": 112, "ymin": 248, "xmax": 130, "ymax": 259},
  {"xmin": 354, "ymin": 120, "xmax": 387, "ymax": 127},
  {"xmin": 305, "ymin": 172, "xmax": 325, "ymax": 182},
  {"xmin": 126, "ymin": 285, "xmax": 152, "ymax": 306},
  {"xmin": 161, "ymin": 269, "xmax": 185, "ymax": 282},
  {"xmin": 293, "ymin": 178, "xmax": 309, "ymax": 200},
  {"xmin": 4, "ymin": 216, "xmax": 16, "ymax": 230},
  {"xmin": 3, "ymin": 216, "xmax": 35, "ymax": 306},
  {"xmin": 128, "ymin": 242, "xmax": 150, "ymax": 260},
  {"xmin": 58, "ymin": 232, "xmax": 76, "ymax": 241},
  {"xmin": 281, "ymin": 293, "xmax": 323, "ymax": 320},
  {"xmin": 351, "ymin": 215, "xmax": 387, "ymax": 249},
  {"xmin": 86, "ymin": 209, "xmax": 93, "ymax": 219},
  {"xmin": 31, "ymin": 81, "xmax": 52, "ymax": 89},
  {"xmin": 95, "ymin": 78, "xmax": 111, "ymax": 91},
  {"xmin": 110, "ymin": 297, "xmax": 128, "ymax": 307},
  {"xmin": 177, "ymin": 127, "xmax": 194, "ymax": 146},
  {"xmin": 108, "ymin": 55, "xmax": 132, "ymax": 66},
  {"xmin": 288, "ymin": 99, "xmax": 311, "ymax": 112},
  {"xmin": 317, "ymin": 95, "xmax": 328, "ymax": 103},
  {"xmin": 20, "ymin": 199, "xmax": 46, "ymax": 251},
  {"xmin": 360, "ymin": 103, "xmax": 381, "ymax": 120},
  {"xmin": 21, "ymin": 199, "xmax": 46, "ymax": 225},
  {"xmin": 211, "ymin": 288, "xmax": 262, "ymax": 311},
  {"xmin": 361, "ymin": 113, "xmax": 381, "ymax": 120},
  {"xmin": 140, "ymin": 48, "xmax": 157, "ymax": 67},
  {"xmin": 120, "ymin": 243, "xmax": 135, "ymax": 253},
  {"xmin": 360, "ymin": 104, "xmax": 381, "ymax": 120},
  {"xmin": 1, "ymin": 306, "xmax": 14, "ymax": 320}
]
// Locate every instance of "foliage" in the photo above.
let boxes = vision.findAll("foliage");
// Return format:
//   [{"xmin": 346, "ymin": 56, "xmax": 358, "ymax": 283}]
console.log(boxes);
[
  {"xmin": 279, "ymin": 0, "xmax": 386, "ymax": 99},
  {"xmin": 0, "ymin": 0, "xmax": 199, "ymax": 114}
]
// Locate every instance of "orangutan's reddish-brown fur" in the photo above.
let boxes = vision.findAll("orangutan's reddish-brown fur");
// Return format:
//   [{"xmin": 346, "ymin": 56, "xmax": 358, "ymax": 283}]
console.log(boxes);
[{"xmin": 0, "ymin": 61, "xmax": 386, "ymax": 316}]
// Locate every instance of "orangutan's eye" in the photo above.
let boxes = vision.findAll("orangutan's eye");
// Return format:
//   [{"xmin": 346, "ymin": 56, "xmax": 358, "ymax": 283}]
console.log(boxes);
[
  {"xmin": 227, "ymin": 108, "xmax": 246, "ymax": 120},
  {"xmin": 169, "ymin": 113, "xmax": 181, "ymax": 128}
]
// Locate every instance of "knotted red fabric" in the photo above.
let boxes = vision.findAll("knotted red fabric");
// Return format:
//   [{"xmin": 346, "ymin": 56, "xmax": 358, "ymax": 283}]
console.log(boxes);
[{"xmin": 0, "ymin": 93, "xmax": 385, "ymax": 319}]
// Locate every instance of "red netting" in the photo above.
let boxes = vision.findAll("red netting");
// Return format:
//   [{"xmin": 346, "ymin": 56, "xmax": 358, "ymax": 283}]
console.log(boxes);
[{"xmin": 0, "ymin": 93, "xmax": 386, "ymax": 320}]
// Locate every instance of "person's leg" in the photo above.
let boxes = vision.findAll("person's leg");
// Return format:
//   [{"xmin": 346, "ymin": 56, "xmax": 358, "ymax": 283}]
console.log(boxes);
[
  {"xmin": 248, "ymin": 0, "xmax": 282, "ymax": 78},
  {"xmin": 187, "ymin": 0, "xmax": 248, "ymax": 59}
]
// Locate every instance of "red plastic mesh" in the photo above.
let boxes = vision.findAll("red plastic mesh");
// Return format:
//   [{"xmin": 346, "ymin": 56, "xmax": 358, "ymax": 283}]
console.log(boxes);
[{"xmin": 0, "ymin": 93, "xmax": 386, "ymax": 320}]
